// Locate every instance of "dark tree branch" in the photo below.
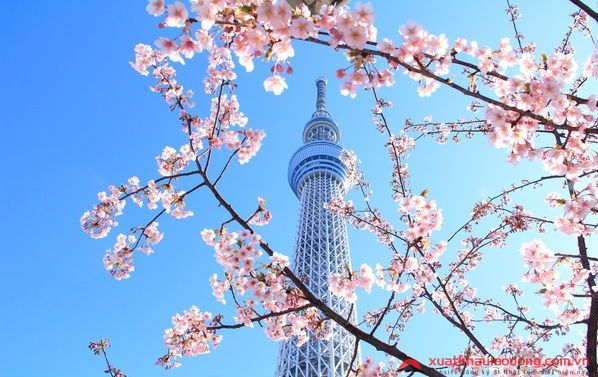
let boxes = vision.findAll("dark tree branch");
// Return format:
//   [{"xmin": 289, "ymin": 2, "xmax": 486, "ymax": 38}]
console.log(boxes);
[{"xmin": 569, "ymin": 0, "xmax": 598, "ymax": 23}]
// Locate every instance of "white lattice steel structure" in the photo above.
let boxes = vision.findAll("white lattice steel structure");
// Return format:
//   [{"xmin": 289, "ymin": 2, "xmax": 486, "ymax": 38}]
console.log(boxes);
[{"xmin": 275, "ymin": 78, "xmax": 357, "ymax": 377}]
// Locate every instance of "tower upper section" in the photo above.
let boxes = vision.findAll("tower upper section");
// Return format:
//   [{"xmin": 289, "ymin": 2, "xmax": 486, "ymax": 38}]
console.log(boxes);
[
  {"xmin": 288, "ymin": 78, "xmax": 348, "ymax": 197},
  {"xmin": 302, "ymin": 77, "xmax": 341, "ymax": 144}
]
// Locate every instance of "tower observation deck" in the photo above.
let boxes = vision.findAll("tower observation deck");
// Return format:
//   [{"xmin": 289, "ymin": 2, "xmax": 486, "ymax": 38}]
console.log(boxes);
[{"xmin": 275, "ymin": 77, "xmax": 357, "ymax": 377}]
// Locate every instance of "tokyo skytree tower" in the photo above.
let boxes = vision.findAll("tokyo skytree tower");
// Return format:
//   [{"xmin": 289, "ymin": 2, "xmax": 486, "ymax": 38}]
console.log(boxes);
[{"xmin": 275, "ymin": 77, "xmax": 357, "ymax": 377}]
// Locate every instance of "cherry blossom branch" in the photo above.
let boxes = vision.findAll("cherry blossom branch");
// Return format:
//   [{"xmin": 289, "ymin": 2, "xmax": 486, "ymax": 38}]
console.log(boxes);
[
  {"xmin": 345, "ymin": 212, "xmax": 406, "ymax": 242},
  {"xmin": 368, "ymin": 246, "xmax": 413, "ymax": 338},
  {"xmin": 505, "ymin": 0, "xmax": 524, "ymax": 52},
  {"xmin": 356, "ymin": 70, "xmax": 492, "ymax": 357},
  {"xmin": 494, "ymin": 207, "xmax": 553, "ymax": 224},
  {"xmin": 345, "ymin": 339, "xmax": 360, "ymax": 377},
  {"xmin": 560, "ymin": 12, "xmax": 584, "ymax": 53},
  {"xmin": 88, "ymin": 339, "xmax": 126, "ymax": 377},
  {"xmin": 208, "ymin": 303, "xmax": 313, "ymax": 330},
  {"xmin": 406, "ymin": 118, "xmax": 560, "ymax": 144},
  {"xmin": 130, "ymin": 208, "xmax": 168, "ymax": 251},
  {"xmin": 407, "ymin": 119, "xmax": 487, "ymax": 129},
  {"xmin": 213, "ymin": 143, "xmax": 243, "ymax": 186},
  {"xmin": 118, "ymin": 170, "xmax": 200, "ymax": 201},
  {"xmin": 445, "ymin": 169, "xmax": 597, "ymax": 243},
  {"xmin": 363, "ymin": 66, "xmax": 410, "ymax": 199},
  {"xmin": 462, "ymin": 298, "xmax": 575, "ymax": 329},
  {"xmin": 421, "ymin": 273, "xmax": 492, "ymax": 357},
  {"xmin": 421, "ymin": 286, "xmax": 489, "ymax": 355},
  {"xmin": 204, "ymin": 80, "xmax": 227, "ymax": 173},
  {"xmin": 369, "ymin": 291, "xmax": 396, "ymax": 336},
  {"xmin": 214, "ymin": 17, "xmax": 593, "ymax": 128},
  {"xmin": 551, "ymin": 129, "xmax": 598, "ymax": 376},
  {"xmin": 422, "ymin": 49, "xmax": 587, "ymax": 105},
  {"xmin": 128, "ymin": 180, "xmax": 205, "ymax": 252},
  {"xmin": 388, "ymin": 299, "xmax": 417, "ymax": 343},
  {"xmin": 304, "ymin": 37, "xmax": 596, "ymax": 132},
  {"xmin": 555, "ymin": 253, "xmax": 598, "ymax": 262},
  {"xmin": 442, "ymin": 223, "xmax": 510, "ymax": 285},
  {"xmin": 569, "ymin": 0, "xmax": 598, "ymax": 23},
  {"xmin": 196, "ymin": 164, "xmax": 445, "ymax": 377}
]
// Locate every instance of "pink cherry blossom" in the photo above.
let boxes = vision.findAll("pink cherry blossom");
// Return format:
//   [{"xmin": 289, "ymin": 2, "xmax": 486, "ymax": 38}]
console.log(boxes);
[
  {"xmin": 201, "ymin": 229, "xmax": 216, "ymax": 246},
  {"xmin": 130, "ymin": 44, "xmax": 162, "ymax": 76},
  {"xmin": 290, "ymin": 17, "xmax": 316, "ymax": 40},
  {"xmin": 165, "ymin": 1, "xmax": 188, "ymax": 28},
  {"xmin": 146, "ymin": 0, "xmax": 164, "ymax": 16},
  {"xmin": 155, "ymin": 37, "xmax": 184, "ymax": 64},
  {"xmin": 158, "ymin": 306, "xmax": 222, "ymax": 369},
  {"xmin": 263, "ymin": 75, "xmax": 287, "ymax": 95},
  {"xmin": 354, "ymin": 3, "xmax": 375, "ymax": 24},
  {"xmin": 178, "ymin": 35, "xmax": 198, "ymax": 59},
  {"xmin": 520, "ymin": 239, "xmax": 554, "ymax": 272},
  {"xmin": 271, "ymin": 39, "xmax": 295, "ymax": 61}
]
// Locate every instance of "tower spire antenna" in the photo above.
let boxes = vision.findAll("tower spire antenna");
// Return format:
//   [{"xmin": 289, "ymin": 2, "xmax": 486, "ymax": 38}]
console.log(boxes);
[
  {"xmin": 315, "ymin": 76, "xmax": 327, "ymax": 112},
  {"xmin": 303, "ymin": 76, "xmax": 340, "ymax": 144}
]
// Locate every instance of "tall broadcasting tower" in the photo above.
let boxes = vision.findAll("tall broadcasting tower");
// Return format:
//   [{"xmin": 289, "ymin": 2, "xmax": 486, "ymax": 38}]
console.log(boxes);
[{"xmin": 276, "ymin": 78, "xmax": 357, "ymax": 377}]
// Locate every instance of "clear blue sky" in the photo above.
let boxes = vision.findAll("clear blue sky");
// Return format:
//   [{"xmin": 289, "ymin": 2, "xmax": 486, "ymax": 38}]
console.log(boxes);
[{"xmin": 1, "ymin": 1, "xmax": 595, "ymax": 377}]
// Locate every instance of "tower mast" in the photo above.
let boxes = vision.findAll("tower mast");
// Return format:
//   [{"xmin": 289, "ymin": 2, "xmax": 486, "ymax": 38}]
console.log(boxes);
[{"xmin": 276, "ymin": 77, "xmax": 357, "ymax": 377}]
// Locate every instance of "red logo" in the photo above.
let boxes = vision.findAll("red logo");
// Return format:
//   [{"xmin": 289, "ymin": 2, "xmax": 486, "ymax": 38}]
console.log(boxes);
[{"xmin": 398, "ymin": 358, "xmax": 422, "ymax": 371}]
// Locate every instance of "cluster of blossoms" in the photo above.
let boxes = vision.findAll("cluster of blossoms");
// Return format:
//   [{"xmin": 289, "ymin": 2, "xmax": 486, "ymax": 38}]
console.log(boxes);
[
  {"xmin": 88, "ymin": 338, "xmax": 111, "ymax": 355},
  {"xmin": 142, "ymin": 0, "xmax": 384, "ymax": 97},
  {"xmin": 130, "ymin": 43, "xmax": 162, "ymax": 76},
  {"xmin": 138, "ymin": 47, "xmax": 196, "ymax": 108},
  {"xmin": 102, "ymin": 227, "xmax": 162, "ymax": 280},
  {"xmin": 179, "ymin": 95, "xmax": 266, "ymax": 165},
  {"xmin": 161, "ymin": 189, "xmax": 194, "ymax": 219},
  {"xmin": 329, "ymin": 256, "xmax": 435, "ymax": 304},
  {"xmin": 139, "ymin": 222, "xmax": 164, "ymax": 253},
  {"xmin": 471, "ymin": 200, "xmax": 498, "ymax": 222},
  {"xmin": 201, "ymin": 228, "xmax": 265, "ymax": 276},
  {"xmin": 347, "ymin": 357, "xmax": 406, "ymax": 377},
  {"xmin": 340, "ymin": 149, "xmax": 365, "ymax": 187},
  {"xmin": 157, "ymin": 306, "xmax": 222, "ymax": 369},
  {"xmin": 248, "ymin": 197, "xmax": 273, "ymax": 226},
  {"xmin": 80, "ymin": 178, "xmax": 151, "ymax": 240},
  {"xmin": 520, "ymin": 239, "xmax": 557, "ymax": 285},
  {"xmin": 80, "ymin": 186, "xmax": 126, "ymax": 239},
  {"xmin": 520, "ymin": 239, "xmax": 589, "ymax": 324},
  {"xmin": 398, "ymin": 195, "xmax": 443, "ymax": 241},
  {"xmin": 82, "ymin": 169, "xmax": 207, "ymax": 278},
  {"xmin": 238, "ymin": 129, "xmax": 266, "ymax": 164},
  {"xmin": 131, "ymin": 37, "xmax": 266, "ymax": 166},
  {"xmin": 156, "ymin": 145, "xmax": 193, "ymax": 176},
  {"xmin": 551, "ymin": 182, "xmax": 597, "ymax": 237},
  {"xmin": 329, "ymin": 264, "xmax": 376, "ymax": 303}
]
